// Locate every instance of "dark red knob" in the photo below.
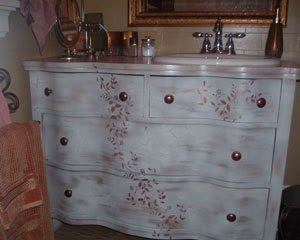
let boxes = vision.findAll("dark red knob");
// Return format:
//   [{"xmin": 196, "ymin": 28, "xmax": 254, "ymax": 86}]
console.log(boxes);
[
  {"xmin": 231, "ymin": 151, "xmax": 242, "ymax": 161},
  {"xmin": 256, "ymin": 98, "xmax": 266, "ymax": 108},
  {"xmin": 60, "ymin": 137, "xmax": 68, "ymax": 146},
  {"xmin": 227, "ymin": 213, "xmax": 237, "ymax": 222},
  {"xmin": 164, "ymin": 94, "xmax": 174, "ymax": 104},
  {"xmin": 44, "ymin": 87, "xmax": 53, "ymax": 96},
  {"xmin": 64, "ymin": 189, "xmax": 72, "ymax": 198},
  {"xmin": 119, "ymin": 92, "xmax": 128, "ymax": 101}
]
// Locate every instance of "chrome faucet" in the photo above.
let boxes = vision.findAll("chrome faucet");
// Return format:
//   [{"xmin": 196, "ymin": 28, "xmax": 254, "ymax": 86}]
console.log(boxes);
[
  {"xmin": 192, "ymin": 19, "xmax": 246, "ymax": 55},
  {"xmin": 212, "ymin": 18, "xmax": 223, "ymax": 53},
  {"xmin": 224, "ymin": 33, "xmax": 246, "ymax": 55},
  {"xmin": 192, "ymin": 32, "xmax": 212, "ymax": 54}
]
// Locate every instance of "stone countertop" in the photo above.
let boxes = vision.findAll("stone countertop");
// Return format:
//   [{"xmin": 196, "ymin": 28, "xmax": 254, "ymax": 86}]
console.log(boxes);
[{"xmin": 23, "ymin": 56, "xmax": 300, "ymax": 79}]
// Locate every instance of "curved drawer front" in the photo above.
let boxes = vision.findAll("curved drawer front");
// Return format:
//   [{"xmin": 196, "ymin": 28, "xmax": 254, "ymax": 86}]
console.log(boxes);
[
  {"xmin": 47, "ymin": 166, "xmax": 268, "ymax": 240},
  {"xmin": 37, "ymin": 72, "xmax": 144, "ymax": 116},
  {"xmin": 43, "ymin": 113, "xmax": 117, "ymax": 167},
  {"xmin": 149, "ymin": 76, "xmax": 281, "ymax": 123},
  {"xmin": 43, "ymin": 114, "xmax": 274, "ymax": 183}
]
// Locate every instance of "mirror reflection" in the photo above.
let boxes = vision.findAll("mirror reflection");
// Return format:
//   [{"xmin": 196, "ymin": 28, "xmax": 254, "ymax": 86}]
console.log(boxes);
[
  {"xmin": 143, "ymin": 0, "xmax": 273, "ymax": 12},
  {"xmin": 129, "ymin": 0, "xmax": 288, "ymax": 26}
]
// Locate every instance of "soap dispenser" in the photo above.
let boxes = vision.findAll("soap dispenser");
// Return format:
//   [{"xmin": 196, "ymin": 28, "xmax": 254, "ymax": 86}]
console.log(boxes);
[{"xmin": 265, "ymin": 7, "xmax": 283, "ymax": 58}]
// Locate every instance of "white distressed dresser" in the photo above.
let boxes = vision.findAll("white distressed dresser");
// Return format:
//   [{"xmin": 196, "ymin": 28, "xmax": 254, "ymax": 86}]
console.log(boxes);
[{"xmin": 24, "ymin": 57, "xmax": 300, "ymax": 240}]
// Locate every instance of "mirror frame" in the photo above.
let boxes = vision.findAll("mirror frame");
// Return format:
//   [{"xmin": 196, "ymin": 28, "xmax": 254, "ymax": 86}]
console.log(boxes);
[
  {"xmin": 55, "ymin": 0, "xmax": 81, "ymax": 49},
  {"xmin": 128, "ymin": 0, "xmax": 288, "ymax": 27}
]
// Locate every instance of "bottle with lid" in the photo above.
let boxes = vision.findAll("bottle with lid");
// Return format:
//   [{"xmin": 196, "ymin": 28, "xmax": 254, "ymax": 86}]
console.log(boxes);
[
  {"xmin": 141, "ymin": 36, "xmax": 155, "ymax": 57},
  {"xmin": 265, "ymin": 7, "xmax": 283, "ymax": 58},
  {"xmin": 128, "ymin": 36, "xmax": 138, "ymax": 57}
]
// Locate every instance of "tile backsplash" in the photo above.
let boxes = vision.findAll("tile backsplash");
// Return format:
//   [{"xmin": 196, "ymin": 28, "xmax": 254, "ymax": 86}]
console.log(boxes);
[{"xmin": 137, "ymin": 27, "xmax": 300, "ymax": 63}]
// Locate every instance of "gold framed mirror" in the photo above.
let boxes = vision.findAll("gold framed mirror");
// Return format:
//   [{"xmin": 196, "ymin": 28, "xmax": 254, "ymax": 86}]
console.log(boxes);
[{"xmin": 128, "ymin": 0, "xmax": 288, "ymax": 26}]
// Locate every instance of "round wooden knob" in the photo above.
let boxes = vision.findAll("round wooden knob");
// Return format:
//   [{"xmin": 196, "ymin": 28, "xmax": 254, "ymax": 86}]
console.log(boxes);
[
  {"xmin": 227, "ymin": 213, "xmax": 237, "ymax": 222},
  {"xmin": 256, "ymin": 98, "xmax": 266, "ymax": 108},
  {"xmin": 119, "ymin": 92, "xmax": 128, "ymax": 101},
  {"xmin": 44, "ymin": 87, "xmax": 53, "ymax": 96},
  {"xmin": 60, "ymin": 137, "xmax": 69, "ymax": 146},
  {"xmin": 164, "ymin": 94, "xmax": 174, "ymax": 104},
  {"xmin": 231, "ymin": 151, "xmax": 242, "ymax": 161},
  {"xmin": 64, "ymin": 189, "xmax": 72, "ymax": 198}
]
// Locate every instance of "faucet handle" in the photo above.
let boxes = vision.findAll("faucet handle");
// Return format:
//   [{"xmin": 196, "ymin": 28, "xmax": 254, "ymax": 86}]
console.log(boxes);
[
  {"xmin": 192, "ymin": 32, "xmax": 213, "ymax": 38},
  {"xmin": 192, "ymin": 33, "xmax": 213, "ymax": 54},
  {"xmin": 224, "ymin": 33, "xmax": 246, "ymax": 55},
  {"xmin": 225, "ymin": 33, "xmax": 246, "ymax": 39}
]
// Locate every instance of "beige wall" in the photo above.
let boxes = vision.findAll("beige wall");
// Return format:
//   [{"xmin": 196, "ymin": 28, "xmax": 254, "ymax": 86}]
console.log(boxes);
[
  {"xmin": 1, "ymin": 2, "xmax": 300, "ymax": 184},
  {"xmin": 0, "ymin": 10, "xmax": 62, "ymax": 122}
]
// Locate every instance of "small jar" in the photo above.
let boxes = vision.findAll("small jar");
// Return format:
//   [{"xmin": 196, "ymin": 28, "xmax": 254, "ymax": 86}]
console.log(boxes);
[
  {"xmin": 128, "ymin": 37, "xmax": 138, "ymax": 57},
  {"xmin": 141, "ymin": 36, "xmax": 155, "ymax": 57}
]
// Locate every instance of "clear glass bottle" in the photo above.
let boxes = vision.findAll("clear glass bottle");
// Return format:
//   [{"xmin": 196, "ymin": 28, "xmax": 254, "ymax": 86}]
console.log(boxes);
[{"xmin": 141, "ymin": 36, "xmax": 155, "ymax": 57}]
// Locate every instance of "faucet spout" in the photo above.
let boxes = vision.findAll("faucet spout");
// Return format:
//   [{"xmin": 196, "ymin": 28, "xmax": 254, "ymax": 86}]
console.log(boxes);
[
  {"xmin": 213, "ymin": 18, "xmax": 223, "ymax": 33},
  {"xmin": 193, "ymin": 18, "xmax": 246, "ymax": 55},
  {"xmin": 212, "ymin": 18, "xmax": 223, "ymax": 53}
]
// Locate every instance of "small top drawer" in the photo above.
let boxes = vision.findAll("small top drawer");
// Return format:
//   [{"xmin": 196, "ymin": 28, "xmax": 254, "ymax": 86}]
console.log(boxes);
[
  {"xmin": 149, "ymin": 76, "xmax": 281, "ymax": 123},
  {"xmin": 35, "ymin": 72, "xmax": 144, "ymax": 116}
]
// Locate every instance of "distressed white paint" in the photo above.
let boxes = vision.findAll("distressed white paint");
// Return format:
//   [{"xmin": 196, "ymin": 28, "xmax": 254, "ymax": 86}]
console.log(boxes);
[{"xmin": 24, "ymin": 57, "xmax": 300, "ymax": 240}]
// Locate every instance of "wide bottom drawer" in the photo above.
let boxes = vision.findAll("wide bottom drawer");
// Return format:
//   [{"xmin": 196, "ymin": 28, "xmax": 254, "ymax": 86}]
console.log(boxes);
[{"xmin": 47, "ymin": 166, "xmax": 268, "ymax": 240}]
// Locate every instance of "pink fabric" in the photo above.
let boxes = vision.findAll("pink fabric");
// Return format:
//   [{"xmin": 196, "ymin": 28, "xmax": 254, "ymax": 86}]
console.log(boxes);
[
  {"xmin": 20, "ymin": 0, "xmax": 56, "ymax": 52},
  {"xmin": 0, "ymin": 92, "xmax": 11, "ymax": 128}
]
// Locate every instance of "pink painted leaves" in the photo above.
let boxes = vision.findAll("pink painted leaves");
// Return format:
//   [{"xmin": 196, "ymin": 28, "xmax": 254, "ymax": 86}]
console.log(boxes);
[
  {"xmin": 198, "ymin": 80, "xmax": 263, "ymax": 122},
  {"xmin": 98, "ymin": 74, "xmax": 187, "ymax": 239}
]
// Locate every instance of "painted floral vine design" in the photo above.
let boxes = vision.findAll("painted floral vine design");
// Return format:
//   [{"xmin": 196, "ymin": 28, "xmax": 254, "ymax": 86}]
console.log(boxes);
[
  {"xmin": 97, "ymin": 75, "xmax": 187, "ymax": 239},
  {"xmin": 197, "ymin": 80, "xmax": 263, "ymax": 122}
]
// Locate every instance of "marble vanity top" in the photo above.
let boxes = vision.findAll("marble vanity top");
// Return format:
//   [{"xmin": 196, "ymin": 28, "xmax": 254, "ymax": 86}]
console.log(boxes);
[
  {"xmin": 23, "ymin": 56, "xmax": 300, "ymax": 78},
  {"xmin": 154, "ymin": 54, "xmax": 281, "ymax": 67}
]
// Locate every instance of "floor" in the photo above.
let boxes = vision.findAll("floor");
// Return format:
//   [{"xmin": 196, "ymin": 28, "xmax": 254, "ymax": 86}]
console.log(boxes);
[
  {"xmin": 54, "ymin": 223, "xmax": 148, "ymax": 240},
  {"xmin": 54, "ymin": 223, "xmax": 283, "ymax": 240}
]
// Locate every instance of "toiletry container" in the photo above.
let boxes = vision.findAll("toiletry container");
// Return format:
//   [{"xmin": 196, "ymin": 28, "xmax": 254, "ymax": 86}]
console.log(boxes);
[
  {"xmin": 123, "ymin": 31, "xmax": 138, "ymax": 57},
  {"xmin": 107, "ymin": 32, "xmax": 123, "ymax": 56},
  {"xmin": 128, "ymin": 37, "xmax": 138, "ymax": 57},
  {"xmin": 141, "ymin": 36, "xmax": 155, "ymax": 57},
  {"xmin": 265, "ymin": 7, "xmax": 283, "ymax": 58}
]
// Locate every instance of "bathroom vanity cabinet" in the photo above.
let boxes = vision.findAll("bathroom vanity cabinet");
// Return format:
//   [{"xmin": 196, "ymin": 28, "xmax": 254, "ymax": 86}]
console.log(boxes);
[{"xmin": 24, "ymin": 57, "xmax": 300, "ymax": 240}]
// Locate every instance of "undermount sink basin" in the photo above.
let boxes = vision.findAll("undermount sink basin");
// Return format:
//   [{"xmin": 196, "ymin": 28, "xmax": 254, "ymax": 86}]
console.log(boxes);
[{"xmin": 154, "ymin": 54, "xmax": 281, "ymax": 67}]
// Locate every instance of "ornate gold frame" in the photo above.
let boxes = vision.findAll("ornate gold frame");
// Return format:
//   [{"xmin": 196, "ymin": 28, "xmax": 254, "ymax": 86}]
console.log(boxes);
[{"xmin": 128, "ymin": 0, "xmax": 288, "ymax": 26}]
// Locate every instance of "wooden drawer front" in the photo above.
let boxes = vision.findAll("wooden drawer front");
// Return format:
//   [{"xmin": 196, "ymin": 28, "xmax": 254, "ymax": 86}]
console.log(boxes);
[
  {"xmin": 125, "ymin": 123, "xmax": 275, "ymax": 183},
  {"xmin": 47, "ymin": 167, "xmax": 268, "ymax": 240},
  {"xmin": 43, "ymin": 114, "xmax": 274, "ymax": 183},
  {"xmin": 43, "ymin": 114, "xmax": 117, "ymax": 167},
  {"xmin": 37, "ymin": 72, "xmax": 144, "ymax": 116},
  {"xmin": 149, "ymin": 76, "xmax": 281, "ymax": 122}
]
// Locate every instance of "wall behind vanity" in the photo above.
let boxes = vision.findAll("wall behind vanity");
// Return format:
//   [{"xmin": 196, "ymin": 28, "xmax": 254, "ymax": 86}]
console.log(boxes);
[
  {"xmin": 0, "ymin": 10, "xmax": 62, "ymax": 122},
  {"xmin": 86, "ymin": 0, "xmax": 300, "ymax": 61}
]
